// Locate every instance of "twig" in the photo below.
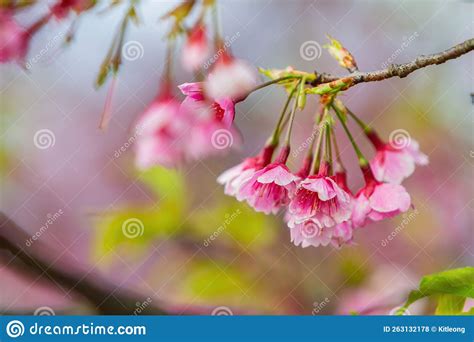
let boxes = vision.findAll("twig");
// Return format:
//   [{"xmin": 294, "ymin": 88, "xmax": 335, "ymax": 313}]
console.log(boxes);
[{"xmin": 311, "ymin": 38, "xmax": 474, "ymax": 89}]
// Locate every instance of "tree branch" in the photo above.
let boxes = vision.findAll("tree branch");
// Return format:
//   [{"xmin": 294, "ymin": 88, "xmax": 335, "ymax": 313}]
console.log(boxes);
[
  {"xmin": 0, "ymin": 212, "xmax": 238, "ymax": 315},
  {"xmin": 311, "ymin": 38, "xmax": 474, "ymax": 88}
]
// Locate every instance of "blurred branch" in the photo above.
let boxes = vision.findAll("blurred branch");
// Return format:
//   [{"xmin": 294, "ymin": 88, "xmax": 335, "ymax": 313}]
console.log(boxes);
[
  {"xmin": 0, "ymin": 211, "xmax": 224, "ymax": 315},
  {"xmin": 311, "ymin": 38, "xmax": 474, "ymax": 88}
]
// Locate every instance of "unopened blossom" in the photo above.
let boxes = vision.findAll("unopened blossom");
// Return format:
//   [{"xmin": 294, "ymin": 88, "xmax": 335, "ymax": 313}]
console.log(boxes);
[
  {"xmin": 237, "ymin": 148, "xmax": 299, "ymax": 214},
  {"xmin": 368, "ymin": 131, "xmax": 428, "ymax": 184},
  {"xmin": 134, "ymin": 95, "xmax": 190, "ymax": 169},
  {"xmin": 181, "ymin": 23, "xmax": 209, "ymax": 72},
  {"xmin": 288, "ymin": 163, "xmax": 352, "ymax": 228},
  {"xmin": 178, "ymin": 82, "xmax": 235, "ymax": 127},
  {"xmin": 352, "ymin": 167, "xmax": 411, "ymax": 227},
  {"xmin": 205, "ymin": 52, "xmax": 258, "ymax": 101},
  {"xmin": 0, "ymin": 11, "xmax": 29, "ymax": 63}
]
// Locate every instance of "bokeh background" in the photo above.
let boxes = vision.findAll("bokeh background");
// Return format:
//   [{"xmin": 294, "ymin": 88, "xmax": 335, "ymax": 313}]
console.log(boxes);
[{"xmin": 0, "ymin": 0, "xmax": 473, "ymax": 315}]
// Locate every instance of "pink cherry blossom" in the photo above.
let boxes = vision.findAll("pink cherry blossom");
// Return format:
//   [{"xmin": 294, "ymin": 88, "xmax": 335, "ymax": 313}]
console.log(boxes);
[
  {"xmin": 237, "ymin": 156, "xmax": 300, "ymax": 214},
  {"xmin": 178, "ymin": 82, "xmax": 235, "ymax": 127},
  {"xmin": 217, "ymin": 156, "xmax": 260, "ymax": 196},
  {"xmin": 218, "ymin": 145, "xmax": 276, "ymax": 197},
  {"xmin": 181, "ymin": 24, "xmax": 209, "ymax": 72},
  {"xmin": 0, "ymin": 11, "xmax": 29, "ymax": 63},
  {"xmin": 288, "ymin": 164, "xmax": 352, "ymax": 228},
  {"xmin": 352, "ymin": 181, "xmax": 411, "ymax": 228},
  {"xmin": 134, "ymin": 96, "xmax": 190, "ymax": 169},
  {"xmin": 205, "ymin": 53, "xmax": 258, "ymax": 101},
  {"xmin": 368, "ymin": 131, "xmax": 428, "ymax": 184}
]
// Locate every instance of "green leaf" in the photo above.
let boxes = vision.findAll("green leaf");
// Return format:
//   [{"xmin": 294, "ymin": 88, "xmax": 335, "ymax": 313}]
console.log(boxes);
[
  {"xmin": 435, "ymin": 294, "xmax": 466, "ymax": 315},
  {"xmin": 398, "ymin": 267, "xmax": 474, "ymax": 314}
]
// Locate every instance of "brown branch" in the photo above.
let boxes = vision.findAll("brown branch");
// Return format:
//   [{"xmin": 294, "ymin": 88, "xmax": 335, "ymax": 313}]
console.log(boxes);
[
  {"xmin": 0, "ymin": 212, "xmax": 247, "ymax": 315},
  {"xmin": 311, "ymin": 38, "xmax": 474, "ymax": 89}
]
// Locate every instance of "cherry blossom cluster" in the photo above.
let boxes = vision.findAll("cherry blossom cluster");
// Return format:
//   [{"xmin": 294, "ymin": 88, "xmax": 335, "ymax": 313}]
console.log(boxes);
[
  {"xmin": 217, "ymin": 93, "xmax": 427, "ymax": 249},
  {"xmin": 1, "ymin": 1, "xmax": 429, "ymax": 249}
]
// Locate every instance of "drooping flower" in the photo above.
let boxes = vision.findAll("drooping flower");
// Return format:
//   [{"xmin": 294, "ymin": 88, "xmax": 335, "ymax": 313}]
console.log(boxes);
[
  {"xmin": 178, "ymin": 82, "xmax": 235, "ymax": 127},
  {"xmin": 237, "ymin": 147, "xmax": 299, "ymax": 214},
  {"xmin": 367, "ymin": 131, "xmax": 428, "ymax": 184},
  {"xmin": 288, "ymin": 163, "xmax": 352, "ymax": 228},
  {"xmin": 205, "ymin": 52, "xmax": 258, "ymax": 101},
  {"xmin": 217, "ymin": 145, "xmax": 276, "ymax": 196},
  {"xmin": 181, "ymin": 23, "xmax": 209, "ymax": 71},
  {"xmin": 352, "ymin": 167, "xmax": 411, "ymax": 227},
  {"xmin": 0, "ymin": 11, "xmax": 29, "ymax": 63},
  {"xmin": 134, "ymin": 94, "xmax": 191, "ymax": 169}
]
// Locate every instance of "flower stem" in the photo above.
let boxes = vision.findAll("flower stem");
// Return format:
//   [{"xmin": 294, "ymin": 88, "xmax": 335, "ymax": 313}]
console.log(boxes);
[
  {"xmin": 268, "ymin": 85, "xmax": 298, "ymax": 146},
  {"xmin": 331, "ymin": 126, "xmax": 345, "ymax": 172},
  {"xmin": 347, "ymin": 108, "xmax": 371, "ymax": 133},
  {"xmin": 310, "ymin": 109, "xmax": 328, "ymax": 174},
  {"xmin": 332, "ymin": 104, "xmax": 369, "ymax": 167},
  {"xmin": 283, "ymin": 80, "xmax": 302, "ymax": 147},
  {"xmin": 325, "ymin": 123, "xmax": 333, "ymax": 174},
  {"xmin": 248, "ymin": 76, "xmax": 300, "ymax": 94}
]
